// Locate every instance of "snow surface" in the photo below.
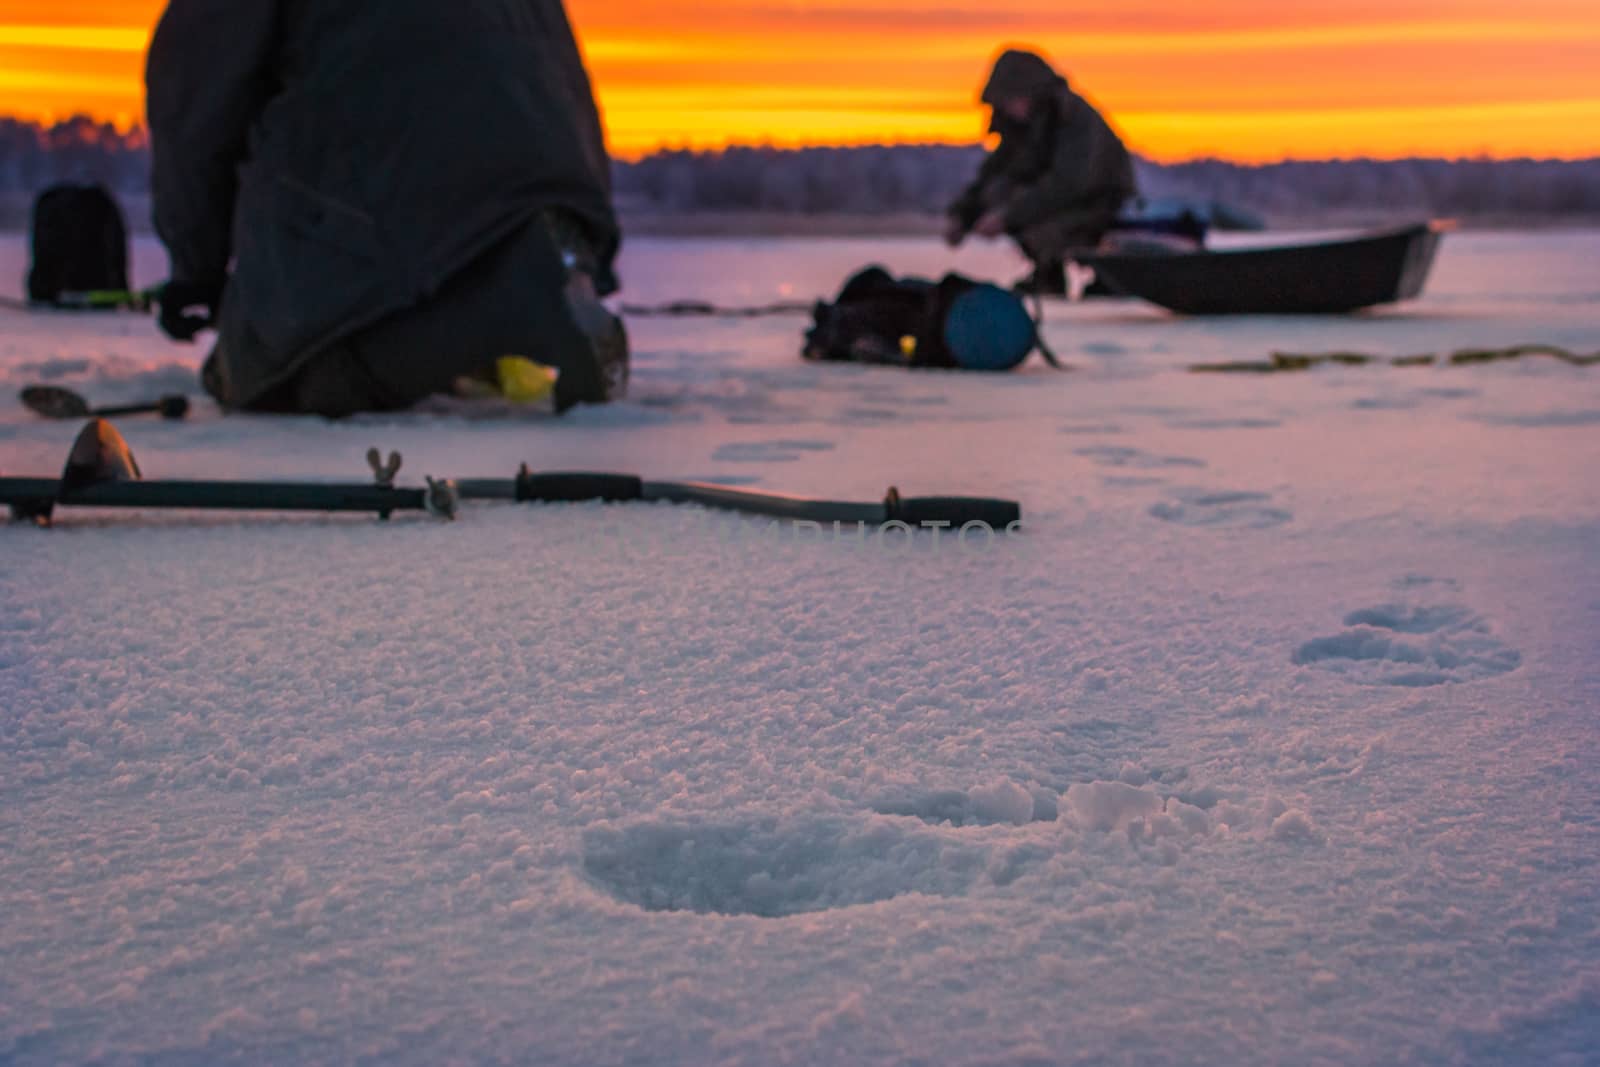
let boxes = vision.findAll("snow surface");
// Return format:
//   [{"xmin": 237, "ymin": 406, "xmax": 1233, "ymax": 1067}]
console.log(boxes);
[{"xmin": 2, "ymin": 231, "xmax": 1599, "ymax": 1066}]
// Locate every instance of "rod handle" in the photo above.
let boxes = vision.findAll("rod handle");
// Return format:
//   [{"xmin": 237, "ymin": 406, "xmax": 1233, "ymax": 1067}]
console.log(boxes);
[
  {"xmin": 515, "ymin": 469, "xmax": 644, "ymax": 503},
  {"xmin": 887, "ymin": 489, "xmax": 1021, "ymax": 530}
]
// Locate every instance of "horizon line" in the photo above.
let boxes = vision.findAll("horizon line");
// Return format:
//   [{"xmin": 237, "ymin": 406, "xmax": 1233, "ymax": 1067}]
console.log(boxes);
[{"xmin": 3, "ymin": 113, "xmax": 1598, "ymax": 168}]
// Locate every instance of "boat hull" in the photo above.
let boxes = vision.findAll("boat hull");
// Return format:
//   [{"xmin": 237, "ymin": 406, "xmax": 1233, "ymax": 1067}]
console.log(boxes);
[{"xmin": 1079, "ymin": 222, "xmax": 1446, "ymax": 315}]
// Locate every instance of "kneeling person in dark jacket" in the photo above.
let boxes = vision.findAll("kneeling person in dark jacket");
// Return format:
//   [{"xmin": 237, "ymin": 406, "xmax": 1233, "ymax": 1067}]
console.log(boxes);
[
  {"xmin": 946, "ymin": 48, "xmax": 1137, "ymax": 295},
  {"xmin": 147, "ymin": 0, "xmax": 627, "ymax": 416}
]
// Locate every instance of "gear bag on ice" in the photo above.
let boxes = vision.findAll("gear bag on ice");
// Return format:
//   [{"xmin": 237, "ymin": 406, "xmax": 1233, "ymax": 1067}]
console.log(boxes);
[
  {"xmin": 26, "ymin": 184, "xmax": 130, "ymax": 307},
  {"xmin": 803, "ymin": 266, "xmax": 1060, "ymax": 371}
]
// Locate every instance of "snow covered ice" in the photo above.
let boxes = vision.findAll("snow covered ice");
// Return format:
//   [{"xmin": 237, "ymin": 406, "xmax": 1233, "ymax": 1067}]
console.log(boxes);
[{"xmin": 1, "ymin": 231, "xmax": 1598, "ymax": 1065}]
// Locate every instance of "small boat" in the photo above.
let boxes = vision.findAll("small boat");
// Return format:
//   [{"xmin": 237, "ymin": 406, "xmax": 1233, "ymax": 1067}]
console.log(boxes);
[{"xmin": 1078, "ymin": 221, "xmax": 1447, "ymax": 315}]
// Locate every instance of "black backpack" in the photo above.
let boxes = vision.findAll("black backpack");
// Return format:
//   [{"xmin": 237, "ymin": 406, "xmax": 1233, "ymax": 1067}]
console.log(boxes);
[
  {"xmin": 804, "ymin": 266, "xmax": 1061, "ymax": 371},
  {"xmin": 26, "ymin": 184, "xmax": 130, "ymax": 307}
]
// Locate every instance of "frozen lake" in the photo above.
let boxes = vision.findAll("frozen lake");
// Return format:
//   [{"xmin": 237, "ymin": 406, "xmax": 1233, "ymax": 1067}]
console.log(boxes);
[{"xmin": 2, "ymin": 230, "xmax": 1598, "ymax": 1065}]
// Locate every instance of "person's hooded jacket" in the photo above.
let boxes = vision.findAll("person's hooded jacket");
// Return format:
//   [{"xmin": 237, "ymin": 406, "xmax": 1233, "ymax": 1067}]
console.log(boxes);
[
  {"xmin": 950, "ymin": 49, "xmax": 1136, "ymax": 233},
  {"xmin": 147, "ymin": 0, "xmax": 619, "ymax": 407}
]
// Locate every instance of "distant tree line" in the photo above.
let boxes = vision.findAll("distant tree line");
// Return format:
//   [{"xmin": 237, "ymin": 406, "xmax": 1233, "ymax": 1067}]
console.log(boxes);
[
  {"xmin": 615, "ymin": 147, "xmax": 1600, "ymax": 220},
  {"xmin": 0, "ymin": 117, "xmax": 150, "ymax": 195},
  {"xmin": 614, "ymin": 144, "xmax": 988, "ymax": 215},
  {"xmin": 1138, "ymin": 157, "xmax": 1600, "ymax": 219},
  {"xmin": 2, "ymin": 116, "xmax": 1597, "ymax": 222}
]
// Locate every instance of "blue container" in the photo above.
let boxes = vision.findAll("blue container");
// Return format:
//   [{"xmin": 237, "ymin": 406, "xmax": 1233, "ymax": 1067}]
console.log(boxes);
[{"xmin": 942, "ymin": 285, "xmax": 1037, "ymax": 371}]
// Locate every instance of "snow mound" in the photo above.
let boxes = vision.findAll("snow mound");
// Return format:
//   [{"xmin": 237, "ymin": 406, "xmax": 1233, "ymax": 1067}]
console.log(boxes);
[
  {"xmin": 1269, "ymin": 808, "xmax": 1325, "ymax": 844},
  {"xmin": 1342, "ymin": 603, "xmax": 1478, "ymax": 633},
  {"xmin": 1057, "ymin": 782, "xmax": 1221, "ymax": 847},
  {"xmin": 1063, "ymin": 780, "xmax": 1165, "ymax": 832},
  {"xmin": 871, "ymin": 780, "xmax": 1049, "ymax": 827}
]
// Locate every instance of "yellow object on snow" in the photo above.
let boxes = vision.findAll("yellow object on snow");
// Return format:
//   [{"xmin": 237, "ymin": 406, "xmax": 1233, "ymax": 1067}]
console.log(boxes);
[{"xmin": 496, "ymin": 356, "xmax": 558, "ymax": 403}]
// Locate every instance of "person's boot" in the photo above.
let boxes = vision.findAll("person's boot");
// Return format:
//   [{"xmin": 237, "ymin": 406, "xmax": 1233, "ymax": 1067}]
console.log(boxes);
[
  {"xmin": 200, "ymin": 349, "xmax": 229, "ymax": 405},
  {"xmin": 553, "ymin": 272, "xmax": 629, "ymax": 413},
  {"xmin": 450, "ymin": 273, "xmax": 627, "ymax": 413},
  {"xmin": 1013, "ymin": 260, "xmax": 1067, "ymax": 297},
  {"xmin": 534, "ymin": 208, "xmax": 629, "ymax": 412}
]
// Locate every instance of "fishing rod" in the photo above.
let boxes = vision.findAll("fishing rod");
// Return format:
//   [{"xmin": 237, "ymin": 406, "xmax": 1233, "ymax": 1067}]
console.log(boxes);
[
  {"xmin": 456, "ymin": 470, "xmax": 1019, "ymax": 528},
  {"xmin": 0, "ymin": 288, "xmax": 157, "ymax": 313},
  {"xmin": 0, "ymin": 421, "xmax": 455, "ymax": 524},
  {"xmin": 2, "ymin": 419, "xmax": 1022, "ymax": 531},
  {"xmin": 5, "ymin": 290, "xmax": 811, "ymax": 320},
  {"xmin": 619, "ymin": 299, "xmax": 814, "ymax": 318}
]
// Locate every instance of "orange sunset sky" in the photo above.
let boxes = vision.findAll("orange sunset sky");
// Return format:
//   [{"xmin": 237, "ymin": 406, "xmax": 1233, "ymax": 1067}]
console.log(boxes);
[{"xmin": 1, "ymin": 0, "xmax": 1598, "ymax": 161}]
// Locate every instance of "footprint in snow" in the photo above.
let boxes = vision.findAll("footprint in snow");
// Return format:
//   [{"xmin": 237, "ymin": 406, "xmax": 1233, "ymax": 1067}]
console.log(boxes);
[
  {"xmin": 1471, "ymin": 410, "xmax": 1600, "ymax": 429},
  {"xmin": 1149, "ymin": 488, "xmax": 1293, "ymax": 529},
  {"xmin": 1059, "ymin": 423, "xmax": 1127, "ymax": 436},
  {"xmin": 1396, "ymin": 574, "xmax": 1459, "ymax": 591},
  {"xmin": 856, "ymin": 389, "xmax": 948, "ymax": 408},
  {"xmin": 1353, "ymin": 387, "xmax": 1478, "ymax": 411},
  {"xmin": 1164, "ymin": 417, "xmax": 1283, "ymax": 430},
  {"xmin": 712, "ymin": 439, "xmax": 837, "ymax": 463},
  {"xmin": 1075, "ymin": 445, "xmax": 1206, "ymax": 470},
  {"xmin": 834, "ymin": 407, "xmax": 899, "ymax": 424},
  {"xmin": 581, "ymin": 815, "xmax": 993, "ymax": 917},
  {"xmin": 1293, "ymin": 598, "xmax": 1521, "ymax": 687}
]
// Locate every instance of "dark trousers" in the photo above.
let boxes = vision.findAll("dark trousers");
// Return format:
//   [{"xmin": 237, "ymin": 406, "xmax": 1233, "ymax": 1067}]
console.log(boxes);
[
  {"xmin": 972, "ymin": 180, "xmax": 1123, "ymax": 266},
  {"xmin": 205, "ymin": 216, "xmax": 594, "ymax": 418},
  {"xmin": 1011, "ymin": 202, "xmax": 1123, "ymax": 265}
]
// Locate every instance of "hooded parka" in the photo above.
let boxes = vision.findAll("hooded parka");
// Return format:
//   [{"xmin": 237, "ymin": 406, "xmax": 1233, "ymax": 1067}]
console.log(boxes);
[{"xmin": 147, "ymin": 0, "xmax": 620, "ymax": 413}]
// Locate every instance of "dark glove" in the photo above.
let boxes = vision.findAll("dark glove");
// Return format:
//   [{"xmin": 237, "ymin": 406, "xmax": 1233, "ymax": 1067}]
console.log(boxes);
[
  {"xmin": 943, "ymin": 215, "xmax": 968, "ymax": 248},
  {"xmin": 157, "ymin": 279, "xmax": 224, "ymax": 342}
]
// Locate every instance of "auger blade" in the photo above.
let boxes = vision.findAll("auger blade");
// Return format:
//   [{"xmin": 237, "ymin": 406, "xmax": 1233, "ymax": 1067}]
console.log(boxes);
[
  {"xmin": 20, "ymin": 385, "xmax": 92, "ymax": 420},
  {"xmin": 60, "ymin": 418, "xmax": 143, "ymax": 493}
]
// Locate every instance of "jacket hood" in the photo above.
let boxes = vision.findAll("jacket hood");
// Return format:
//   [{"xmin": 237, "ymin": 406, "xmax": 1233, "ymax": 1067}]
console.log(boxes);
[{"xmin": 980, "ymin": 49, "xmax": 1066, "ymax": 105}]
